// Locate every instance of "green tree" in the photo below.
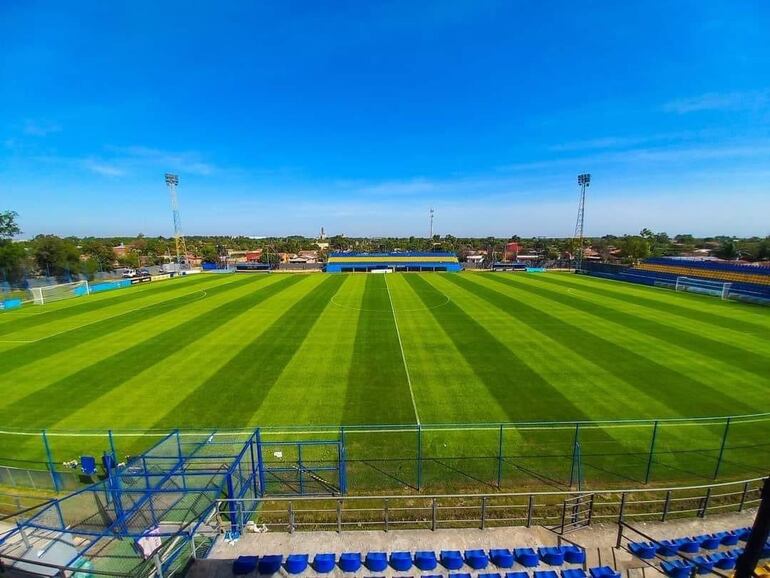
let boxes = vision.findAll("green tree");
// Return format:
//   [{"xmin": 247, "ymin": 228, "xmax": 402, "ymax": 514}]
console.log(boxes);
[
  {"xmin": 117, "ymin": 251, "xmax": 140, "ymax": 268},
  {"xmin": 620, "ymin": 235, "xmax": 650, "ymax": 263},
  {"xmin": 81, "ymin": 240, "xmax": 116, "ymax": 271},
  {"xmin": 715, "ymin": 239, "xmax": 738, "ymax": 260},
  {"xmin": 200, "ymin": 244, "xmax": 218, "ymax": 264},
  {"xmin": 0, "ymin": 210, "xmax": 22, "ymax": 238},
  {"xmin": 32, "ymin": 235, "xmax": 82, "ymax": 279},
  {"xmin": 0, "ymin": 210, "xmax": 27, "ymax": 284}
]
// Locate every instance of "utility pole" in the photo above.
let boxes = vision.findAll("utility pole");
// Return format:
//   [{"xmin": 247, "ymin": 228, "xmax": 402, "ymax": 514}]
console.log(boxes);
[{"xmin": 573, "ymin": 174, "xmax": 591, "ymax": 271}]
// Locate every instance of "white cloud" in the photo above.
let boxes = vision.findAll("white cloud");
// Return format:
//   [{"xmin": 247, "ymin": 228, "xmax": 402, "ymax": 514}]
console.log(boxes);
[
  {"xmin": 663, "ymin": 90, "xmax": 770, "ymax": 114},
  {"xmin": 23, "ymin": 120, "xmax": 62, "ymax": 136},
  {"xmin": 107, "ymin": 145, "xmax": 216, "ymax": 176},
  {"xmin": 82, "ymin": 159, "xmax": 126, "ymax": 177}
]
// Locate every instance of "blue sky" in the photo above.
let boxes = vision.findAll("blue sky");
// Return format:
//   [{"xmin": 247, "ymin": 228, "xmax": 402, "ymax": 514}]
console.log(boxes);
[{"xmin": 2, "ymin": 1, "xmax": 770, "ymax": 238}]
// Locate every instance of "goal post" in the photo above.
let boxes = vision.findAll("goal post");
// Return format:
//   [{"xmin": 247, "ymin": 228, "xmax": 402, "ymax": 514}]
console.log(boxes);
[
  {"xmin": 675, "ymin": 276, "xmax": 731, "ymax": 300},
  {"xmin": 30, "ymin": 280, "xmax": 90, "ymax": 305}
]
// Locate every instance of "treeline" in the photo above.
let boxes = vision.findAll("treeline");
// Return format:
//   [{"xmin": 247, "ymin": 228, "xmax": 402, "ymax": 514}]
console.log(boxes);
[{"xmin": 2, "ymin": 209, "xmax": 770, "ymax": 284}]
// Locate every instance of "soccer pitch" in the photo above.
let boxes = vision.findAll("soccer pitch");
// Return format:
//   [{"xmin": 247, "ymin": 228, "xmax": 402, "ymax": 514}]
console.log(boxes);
[{"xmin": 1, "ymin": 271, "xmax": 768, "ymax": 489}]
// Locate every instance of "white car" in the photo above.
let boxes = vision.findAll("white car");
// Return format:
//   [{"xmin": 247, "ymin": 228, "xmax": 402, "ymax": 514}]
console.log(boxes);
[{"xmin": 121, "ymin": 269, "xmax": 136, "ymax": 278}]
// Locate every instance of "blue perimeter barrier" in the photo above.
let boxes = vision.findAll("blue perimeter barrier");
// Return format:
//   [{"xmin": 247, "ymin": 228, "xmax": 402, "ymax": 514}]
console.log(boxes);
[
  {"xmin": 90, "ymin": 279, "xmax": 132, "ymax": 293},
  {"xmin": 0, "ymin": 298, "xmax": 22, "ymax": 311}
]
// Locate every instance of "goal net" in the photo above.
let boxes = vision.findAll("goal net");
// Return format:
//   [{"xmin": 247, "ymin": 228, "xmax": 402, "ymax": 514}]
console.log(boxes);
[
  {"xmin": 675, "ymin": 276, "xmax": 731, "ymax": 300},
  {"xmin": 29, "ymin": 280, "xmax": 90, "ymax": 305}
]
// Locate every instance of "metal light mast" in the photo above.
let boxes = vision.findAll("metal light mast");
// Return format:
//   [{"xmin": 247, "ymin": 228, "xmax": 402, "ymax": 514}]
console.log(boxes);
[
  {"xmin": 429, "ymin": 208, "xmax": 435, "ymax": 239},
  {"xmin": 165, "ymin": 173, "xmax": 187, "ymax": 271},
  {"xmin": 573, "ymin": 173, "xmax": 591, "ymax": 271}
]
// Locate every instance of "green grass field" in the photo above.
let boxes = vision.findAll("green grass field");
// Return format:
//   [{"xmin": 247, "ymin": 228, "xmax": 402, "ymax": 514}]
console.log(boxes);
[{"xmin": 1, "ymin": 271, "xmax": 768, "ymax": 491}]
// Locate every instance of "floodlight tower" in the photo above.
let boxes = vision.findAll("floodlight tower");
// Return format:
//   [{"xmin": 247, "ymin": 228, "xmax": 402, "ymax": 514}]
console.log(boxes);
[
  {"xmin": 573, "ymin": 173, "xmax": 591, "ymax": 271},
  {"xmin": 165, "ymin": 173, "xmax": 187, "ymax": 270},
  {"xmin": 429, "ymin": 208, "xmax": 435, "ymax": 239}
]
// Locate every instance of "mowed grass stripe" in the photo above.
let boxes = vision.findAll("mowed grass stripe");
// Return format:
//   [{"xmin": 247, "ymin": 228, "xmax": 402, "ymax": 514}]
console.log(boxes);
[
  {"xmin": 533, "ymin": 273, "xmax": 770, "ymax": 343},
  {"xmin": 385, "ymin": 275, "xmax": 512, "ymax": 423},
  {"xmin": 1, "ymin": 274, "xmax": 300, "ymax": 429},
  {"xmin": 254, "ymin": 275, "xmax": 364, "ymax": 426},
  {"xmin": 54, "ymin": 275, "xmax": 331, "ymax": 431},
  {"xmin": 493, "ymin": 273, "xmax": 770, "ymax": 381},
  {"xmin": 405, "ymin": 274, "xmax": 592, "ymax": 422},
  {"xmin": 447, "ymin": 273, "xmax": 758, "ymax": 417},
  {"xmin": 0, "ymin": 275, "xmax": 215, "ymax": 337},
  {"xmin": 343, "ymin": 275, "xmax": 418, "ymax": 425},
  {"xmin": 0, "ymin": 274, "xmax": 254, "ymax": 379},
  {"xmin": 545, "ymin": 273, "xmax": 770, "ymax": 332},
  {"xmin": 424, "ymin": 274, "xmax": 679, "ymax": 421},
  {"xmin": 150, "ymin": 275, "xmax": 346, "ymax": 429},
  {"xmin": 2, "ymin": 274, "xmax": 243, "ymax": 346},
  {"xmin": 489, "ymin": 274, "xmax": 770, "ymax": 402}
]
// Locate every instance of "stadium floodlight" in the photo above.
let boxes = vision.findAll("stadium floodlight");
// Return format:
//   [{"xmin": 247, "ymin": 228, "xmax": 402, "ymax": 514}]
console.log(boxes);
[
  {"xmin": 573, "ymin": 173, "xmax": 591, "ymax": 271},
  {"xmin": 165, "ymin": 173, "xmax": 187, "ymax": 270}
]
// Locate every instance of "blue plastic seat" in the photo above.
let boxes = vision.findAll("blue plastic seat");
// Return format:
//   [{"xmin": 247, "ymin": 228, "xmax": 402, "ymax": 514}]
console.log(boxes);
[
  {"xmin": 735, "ymin": 527, "xmax": 752, "ymax": 541},
  {"xmin": 535, "ymin": 571, "xmax": 558, "ymax": 578},
  {"xmin": 677, "ymin": 538, "xmax": 700, "ymax": 554},
  {"xmin": 390, "ymin": 551, "xmax": 413, "ymax": 572},
  {"xmin": 441, "ymin": 551, "xmax": 464, "ymax": 570},
  {"xmin": 629, "ymin": 542, "xmax": 657, "ymax": 560},
  {"xmin": 589, "ymin": 566, "xmax": 621, "ymax": 578},
  {"xmin": 661, "ymin": 560, "xmax": 695, "ymax": 578},
  {"xmin": 515, "ymin": 548, "xmax": 540, "ymax": 568},
  {"xmin": 712, "ymin": 552, "xmax": 737, "ymax": 570},
  {"xmin": 415, "ymin": 551, "xmax": 438, "ymax": 571},
  {"xmin": 259, "ymin": 555, "xmax": 283, "ymax": 575},
  {"xmin": 561, "ymin": 546, "xmax": 585, "ymax": 565},
  {"xmin": 490, "ymin": 549, "xmax": 514, "ymax": 568},
  {"xmin": 465, "ymin": 549, "xmax": 489, "ymax": 570},
  {"xmin": 313, "ymin": 553, "xmax": 336, "ymax": 573},
  {"xmin": 80, "ymin": 455, "xmax": 97, "ymax": 475},
  {"xmin": 714, "ymin": 531, "xmax": 740, "ymax": 546},
  {"xmin": 506, "ymin": 572, "xmax": 530, "ymax": 578},
  {"xmin": 339, "ymin": 552, "xmax": 361, "ymax": 573},
  {"xmin": 449, "ymin": 574, "xmax": 472, "ymax": 578},
  {"xmin": 538, "ymin": 547, "xmax": 565, "ymax": 566},
  {"xmin": 657, "ymin": 541, "xmax": 680, "ymax": 557},
  {"xmin": 562, "ymin": 569, "xmax": 587, "ymax": 578},
  {"xmin": 479, "ymin": 573, "xmax": 502, "ymax": 578},
  {"xmin": 233, "ymin": 556, "xmax": 258, "ymax": 575},
  {"xmin": 285, "ymin": 554, "xmax": 309, "ymax": 574},
  {"xmin": 695, "ymin": 535, "xmax": 720, "ymax": 550},
  {"xmin": 366, "ymin": 552, "xmax": 388, "ymax": 572},
  {"xmin": 693, "ymin": 555, "xmax": 715, "ymax": 575},
  {"xmin": 423, "ymin": 575, "xmax": 445, "ymax": 578}
]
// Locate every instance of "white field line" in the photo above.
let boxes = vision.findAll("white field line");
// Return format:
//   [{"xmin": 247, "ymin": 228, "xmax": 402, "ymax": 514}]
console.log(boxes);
[
  {"xmin": 0, "ymin": 289, "xmax": 208, "ymax": 345},
  {"xmin": 384, "ymin": 275, "xmax": 421, "ymax": 425}
]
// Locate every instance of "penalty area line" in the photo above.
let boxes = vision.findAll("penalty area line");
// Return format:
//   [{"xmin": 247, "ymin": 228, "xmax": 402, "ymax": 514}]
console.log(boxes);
[{"xmin": 384, "ymin": 275, "xmax": 421, "ymax": 426}]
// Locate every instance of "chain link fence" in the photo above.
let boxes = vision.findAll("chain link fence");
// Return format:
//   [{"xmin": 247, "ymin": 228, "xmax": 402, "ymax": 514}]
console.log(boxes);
[{"xmin": 0, "ymin": 414, "xmax": 767, "ymax": 495}]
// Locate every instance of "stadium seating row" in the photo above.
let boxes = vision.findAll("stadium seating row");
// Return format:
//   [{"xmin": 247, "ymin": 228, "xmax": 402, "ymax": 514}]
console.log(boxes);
[
  {"xmin": 634, "ymin": 262, "xmax": 770, "ymax": 286},
  {"xmin": 608, "ymin": 267, "xmax": 770, "ymax": 299},
  {"xmin": 628, "ymin": 526, "xmax": 770, "ymax": 577},
  {"xmin": 325, "ymin": 252, "xmax": 462, "ymax": 273},
  {"xmin": 233, "ymin": 547, "xmax": 588, "ymax": 576},
  {"xmin": 629, "ymin": 527, "xmax": 751, "ymax": 558}
]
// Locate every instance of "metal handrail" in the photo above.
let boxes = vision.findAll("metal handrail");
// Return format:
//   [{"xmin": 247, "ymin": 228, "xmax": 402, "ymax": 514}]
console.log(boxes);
[
  {"xmin": 235, "ymin": 475, "xmax": 768, "ymax": 502},
  {"xmin": 211, "ymin": 476, "xmax": 766, "ymax": 534}
]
